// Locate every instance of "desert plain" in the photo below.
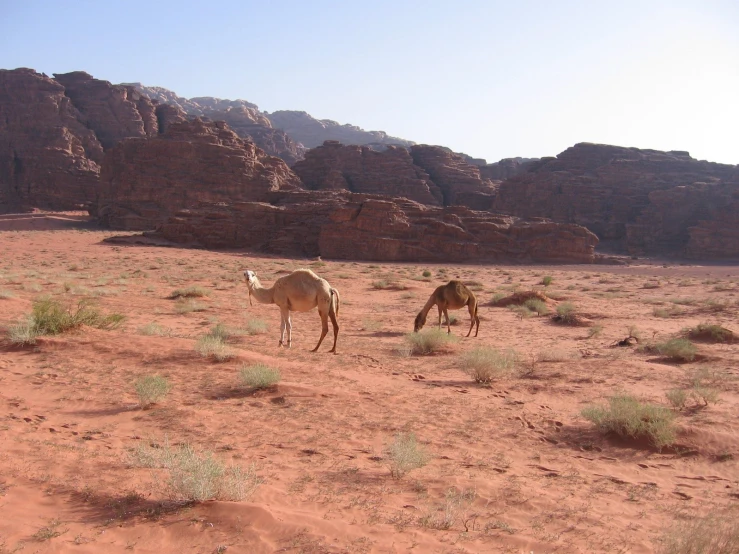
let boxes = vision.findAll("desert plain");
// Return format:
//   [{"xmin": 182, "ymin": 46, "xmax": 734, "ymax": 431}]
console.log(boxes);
[{"xmin": 0, "ymin": 214, "xmax": 738, "ymax": 554}]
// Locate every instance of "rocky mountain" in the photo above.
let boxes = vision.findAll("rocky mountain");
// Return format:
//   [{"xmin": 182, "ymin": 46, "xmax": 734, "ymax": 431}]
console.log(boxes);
[
  {"xmin": 493, "ymin": 143, "xmax": 738, "ymax": 255},
  {"xmin": 152, "ymin": 190, "xmax": 599, "ymax": 263},
  {"xmin": 264, "ymin": 110, "xmax": 413, "ymax": 150},
  {"xmin": 96, "ymin": 118, "xmax": 302, "ymax": 230}
]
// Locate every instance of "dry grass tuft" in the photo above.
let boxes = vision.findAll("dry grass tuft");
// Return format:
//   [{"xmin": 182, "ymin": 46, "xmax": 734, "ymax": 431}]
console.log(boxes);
[
  {"xmin": 490, "ymin": 290, "xmax": 548, "ymax": 307},
  {"xmin": 685, "ymin": 323, "xmax": 735, "ymax": 344},
  {"xmin": 404, "ymin": 329, "xmax": 457, "ymax": 355},
  {"xmin": 385, "ymin": 432, "xmax": 430, "ymax": 478},
  {"xmin": 658, "ymin": 512, "xmax": 739, "ymax": 554},
  {"xmin": 195, "ymin": 335, "xmax": 236, "ymax": 362},
  {"xmin": 168, "ymin": 286, "xmax": 209, "ymax": 299},
  {"xmin": 239, "ymin": 363, "xmax": 281, "ymax": 389},
  {"xmin": 134, "ymin": 374, "xmax": 171, "ymax": 408},
  {"xmin": 461, "ymin": 347, "xmax": 519, "ymax": 383},
  {"xmin": 654, "ymin": 338, "xmax": 698, "ymax": 362},
  {"xmin": 581, "ymin": 395, "xmax": 676, "ymax": 449}
]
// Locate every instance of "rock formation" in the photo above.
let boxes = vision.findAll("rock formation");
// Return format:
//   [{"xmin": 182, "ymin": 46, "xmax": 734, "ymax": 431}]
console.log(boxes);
[
  {"xmin": 291, "ymin": 141, "xmax": 497, "ymax": 209},
  {"xmin": 96, "ymin": 118, "xmax": 303, "ymax": 230},
  {"xmin": 0, "ymin": 68, "xmax": 102, "ymax": 211},
  {"xmin": 264, "ymin": 110, "xmax": 414, "ymax": 150},
  {"xmin": 480, "ymin": 157, "xmax": 539, "ymax": 181},
  {"xmin": 292, "ymin": 141, "xmax": 442, "ymax": 205},
  {"xmin": 493, "ymin": 143, "xmax": 737, "ymax": 254},
  {"xmin": 152, "ymin": 190, "xmax": 599, "ymax": 263}
]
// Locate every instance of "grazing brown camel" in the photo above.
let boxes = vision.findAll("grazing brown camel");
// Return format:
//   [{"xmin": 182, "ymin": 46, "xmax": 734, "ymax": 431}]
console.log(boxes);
[
  {"xmin": 414, "ymin": 280, "xmax": 480, "ymax": 337},
  {"xmin": 244, "ymin": 269, "xmax": 340, "ymax": 353}
]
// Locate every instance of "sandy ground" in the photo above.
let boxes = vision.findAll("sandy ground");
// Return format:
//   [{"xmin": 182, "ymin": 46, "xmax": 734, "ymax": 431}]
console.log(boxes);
[{"xmin": 0, "ymin": 213, "xmax": 738, "ymax": 553}]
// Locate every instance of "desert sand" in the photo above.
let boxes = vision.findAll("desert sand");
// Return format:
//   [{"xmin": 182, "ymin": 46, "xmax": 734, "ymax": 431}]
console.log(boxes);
[{"xmin": 1, "ymin": 213, "xmax": 737, "ymax": 553}]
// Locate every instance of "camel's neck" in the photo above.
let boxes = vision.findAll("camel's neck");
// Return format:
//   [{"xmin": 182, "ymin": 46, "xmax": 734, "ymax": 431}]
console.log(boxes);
[
  {"xmin": 419, "ymin": 293, "xmax": 437, "ymax": 317},
  {"xmin": 249, "ymin": 278, "xmax": 275, "ymax": 305}
]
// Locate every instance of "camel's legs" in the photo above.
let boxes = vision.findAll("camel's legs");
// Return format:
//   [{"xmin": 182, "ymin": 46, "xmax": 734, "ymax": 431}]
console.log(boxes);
[
  {"xmin": 311, "ymin": 308, "xmax": 330, "ymax": 352},
  {"xmin": 443, "ymin": 308, "xmax": 451, "ymax": 334},
  {"xmin": 278, "ymin": 307, "xmax": 290, "ymax": 347},
  {"xmin": 436, "ymin": 305, "xmax": 443, "ymax": 331},
  {"xmin": 466, "ymin": 302, "xmax": 476, "ymax": 337},
  {"xmin": 286, "ymin": 313, "xmax": 293, "ymax": 348},
  {"xmin": 328, "ymin": 307, "xmax": 339, "ymax": 354},
  {"xmin": 475, "ymin": 312, "xmax": 480, "ymax": 337}
]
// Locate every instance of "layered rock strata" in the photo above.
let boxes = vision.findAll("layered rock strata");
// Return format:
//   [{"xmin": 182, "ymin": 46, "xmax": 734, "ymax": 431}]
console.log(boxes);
[
  {"xmin": 96, "ymin": 119, "xmax": 302, "ymax": 230},
  {"xmin": 152, "ymin": 190, "xmax": 599, "ymax": 263}
]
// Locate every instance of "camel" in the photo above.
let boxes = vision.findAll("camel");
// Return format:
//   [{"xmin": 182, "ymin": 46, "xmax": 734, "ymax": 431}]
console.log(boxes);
[
  {"xmin": 244, "ymin": 268, "xmax": 340, "ymax": 353},
  {"xmin": 414, "ymin": 280, "xmax": 480, "ymax": 337}
]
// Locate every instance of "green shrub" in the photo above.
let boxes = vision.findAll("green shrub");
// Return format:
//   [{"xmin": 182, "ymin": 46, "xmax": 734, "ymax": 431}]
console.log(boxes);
[
  {"xmin": 553, "ymin": 302, "xmax": 579, "ymax": 325},
  {"xmin": 655, "ymin": 338, "xmax": 697, "ymax": 362},
  {"xmin": 135, "ymin": 375, "xmax": 171, "ymax": 408},
  {"xmin": 581, "ymin": 395, "xmax": 676, "ymax": 449},
  {"xmin": 168, "ymin": 286, "xmax": 209, "ymax": 299},
  {"xmin": 138, "ymin": 322, "xmax": 173, "ymax": 337},
  {"xmin": 665, "ymin": 388, "xmax": 688, "ymax": 410},
  {"xmin": 686, "ymin": 323, "xmax": 735, "ymax": 343},
  {"xmin": 175, "ymin": 298, "xmax": 206, "ymax": 313},
  {"xmin": 541, "ymin": 276, "xmax": 553, "ymax": 286},
  {"xmin": 422, "ymin": 270, "xmax": 432, "ymax": 278},
  {"xmin": 523, "ymin": 298, "xmax": 549, "ymax": 316},
  {"xmin": 404, "ymin": 329, "xmax": 456, "ymax": 355},
  {"xmin": 239, "ymin": 363, "xmax": 281, "ymax": 389},
  {"xmin": 587, "ymin": 324, "xmax": 604, "ymax": 339},
  {"xmin": 385, "ymin": 432, "xmax": 430, "ymax": 478},
  {"xmin": 461, "ymin": 347, "xmax": 519, "ymax": 383},
  {"xmin": 195, "ymin": 335, "xmax": 235, "ymax": 362}
]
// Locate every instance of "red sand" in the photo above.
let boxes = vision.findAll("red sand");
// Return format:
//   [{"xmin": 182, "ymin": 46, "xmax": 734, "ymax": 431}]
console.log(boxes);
[{"xmin": 1, "ymin": 215, "xmax": 737, "ymax": 553}]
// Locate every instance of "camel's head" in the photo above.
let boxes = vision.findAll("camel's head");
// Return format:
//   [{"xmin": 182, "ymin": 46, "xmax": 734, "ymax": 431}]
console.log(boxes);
[
  {"xmin": 243, "ymin": 270, "xmax": 257, "ymax": 288},
  {"xmin": 413, "ymin": 311, "xmax": 426, "ymax": 333}
]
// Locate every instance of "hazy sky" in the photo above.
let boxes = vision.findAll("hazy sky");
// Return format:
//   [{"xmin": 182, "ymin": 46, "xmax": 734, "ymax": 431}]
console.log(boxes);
[{"xmin": 2, "ymin": 0, "xmax": 738, "ymax": 164}]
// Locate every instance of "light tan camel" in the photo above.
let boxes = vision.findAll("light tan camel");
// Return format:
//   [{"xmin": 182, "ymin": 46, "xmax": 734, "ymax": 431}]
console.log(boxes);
[
  {"xmin": 414, "ymin": 280, "xmax": 480, "ymax": 337},
  {"xmin": 244, "ymin": 269, "xmax": 340, "ymax": 353}
]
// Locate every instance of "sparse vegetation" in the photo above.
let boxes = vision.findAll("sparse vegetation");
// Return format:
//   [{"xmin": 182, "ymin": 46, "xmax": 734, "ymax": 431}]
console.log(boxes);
[
  {"xmin": 239, "ymin": 363, "xmax": 281, "ymax": 389},
  {"xmin": 581, "ymin": 395, "xmax": 677, "ymax": 449},
  {"xmin": 422, "ymin": 270, "xmax": 432, "ymax": 278},
  {"xmin": 404, "ymin": 329, "xmax": 457, "ymax": 355},
  {"xmin": 552, "ymin": 302, "xmax": 582, "ymax": 325},
  {"xmin": 419, "ymin": 488, "xmax": 476, "ymax": 530},
  {"xmin": 654, "ymin": 338, "xmax": 698, "ymax": 362},
  {"xmin": 461, "ymin": 347, "xmax": 519, "ymax": 383},
  {"xmin": 130, "ymin": 437, "xmax": 262, "ymax": 502},
  {"xmin": 587, "ymin": 324, "xmax": 604, "ymax": 338},
  {"xmin": 244, "ymin": 317, "xmax": 268, "ymax": 335},
  {"xmin": 138, "ymin": 322, "xmax": 173, "ymax": 337},
  {"xmin": 385, "ymin": 432, "xmax": 430, "ymax": 478},
  {"xmin": 196, "ymin": 335, "xmax": 235, "ymax": 362},
  {"xmin": 665, "ymin": 388, "xmax": 688, "ymax": 410},
  {"xmin": 7, "ymin": 298, "xmax": 124, "ymax": 345},
  {"xmin": 523, "ymin": 297, "xmax": 549, "ymax": 316},
  {"xmin": 658, "ymin": 512, "xmax": 739, "ymax": 554},
  {"xmin": 175, "ymin": 298, "xmax": 207, "ymax": 314},
  {"xmin": 134, "ymin": 374, "xmax": 171, "ymax": 408},
  {"xmin": 168, "ymin": 286, "xmax": 209, "ymax": 299},
  {"xmin": 0, "ymin": 289, "xmax": 15, "ymax": 299},
  {"xmin": 541, "ymin": 275, "xmax": 553, "ymax": 286},
  {"xmin": 685, "ymin": 323, "xmax": 735, "ymax": 343}
]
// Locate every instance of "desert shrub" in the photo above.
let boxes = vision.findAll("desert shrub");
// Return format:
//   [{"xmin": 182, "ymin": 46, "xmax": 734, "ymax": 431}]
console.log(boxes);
[
  {"xmin": 541, "ymin": 276, "xmax": 553, "ymax": 286},
  {"xmin": 371, "ymin": 277, "xmax": 407, "ymax": 291},
  {"xmin": 581, "ymin": 395, "xmax": 677, "ymax": 449},
  {"xmin": 537, "ymin": 349, "xmax": 572, "ymax": 362},
  {"xmin": 653, "ymin": 306, "xmax": 683, "ymax": 318},
  {"xmin": 138, "ymin": 322, "xmax": 173, "ymax": 337},
  {"xmin": 691, "ymin": 386, "xmax": 720, "ymax": 406},
  {"xmin": 385, "ymin": 432, "xmax": 430, "ymax": 478},
  {"xmin": 523, "ymin": 298, "xmax": 549, "ymax": 316},
  {"xmin": 464, "ymin": 280, "xmax": 484, "ymax": 291},
  {"xmin": 419, "ymin": 488, "xmax": 476, "ymax": 530},
  {"xmin": 130, "ymin": 438, "xmax": 261, "ymax": 502},
  {"xmin": 195, "ymin": 335, "xmax": 235, "ymax": 362},
  {"xmin": 461, "ymin": 347, "xmax": 519, "ymax": 383},
  {"xmin": 8, "ymin": 298, "xmax": 124, "ymax": 345},
  {"xmin": 168, "ymin": 286, "xmax": 209, "ymax": 299},
  {"xmin": 686, "ymin": 323, "xmax": 735, "ymax": 343},
  {"xmin": 491, "ymin": 290, "xmax": 547, "ymax": 307},
  {"xmin": 553, "ymin": 302, "xmax": 579, "ymax": 325},
  {"xmin": 244, "ymin": 318, "xmax": 267, "ymax": 335},
  {"xmin": 704, "ymin": 299, "xmax": 731, "ymax": 313},
  {"xmin": 0, "ymin": 289, "xmax": 15, "ymax": 299},
  {"xmin": 655, "ymin": 338, "xmax": 697, "ymax": 362},
  {"xmin": 587, "ymin": 324, "xmax": 604, "ymax": 339},
  {"xmin": 665, "ymin": 388, "xmax": 688, "ymax": 410},
  {"xmin": 404, "ymin": 329, "xmax": 456, "ymax": 355},
  {"xmin": 175, "ymin": 298, "xmax": 206, "ymax": 313},
  {"xmin": 135, "ymin": 374, "xmax": 171, "ymax": 408},
  {"xmin": 239, "ymin": 363, "xmax": 281, "ymax": 389},
  {"xmin": 658, "ymin": 512, "xmax": 739, "ymax": 554},
  {"xmin": 643, "ymin": 281, "xmax": 662, "ymax": 289},
  {"xmin": 422, "ymin": 270, "xmax": 432, "ymax": 278}
]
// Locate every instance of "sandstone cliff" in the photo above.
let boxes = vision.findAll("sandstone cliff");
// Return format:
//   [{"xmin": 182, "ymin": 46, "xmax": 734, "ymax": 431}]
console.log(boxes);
[
  {"xmin": 480, "ymin": 157, "xmax": 539, "ymax": 181},
  {"xmin": 152, "ymin": 190, "xmax": 599, "ymax": 263},
  {"xmin": 0, "ymin": 68, "xmax": 102, "ymax": 211},
  {"xmin": 96, "ymin": 119, "xmax": 303, "ymax": 230},
  {"xmin": 493, "ymin": 143, "xmax": 737, "ymax": 254}
]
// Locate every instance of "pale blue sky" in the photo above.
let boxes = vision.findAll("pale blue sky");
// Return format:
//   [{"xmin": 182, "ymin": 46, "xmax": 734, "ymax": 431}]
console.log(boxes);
[{"xmin": 2, "ymin": 0, "xmax": 738, "ymax": 164}]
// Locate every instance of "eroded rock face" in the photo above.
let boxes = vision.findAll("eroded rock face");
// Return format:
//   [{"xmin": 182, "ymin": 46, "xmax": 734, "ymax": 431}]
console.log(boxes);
[
  {"xmin": 53, "ymin": 72, "xmax": 157, "ymax": 150},
  {"xmin": 292, "ymin": 141, "xmax": 442, "ymax": 205},
  {"xmin": 265, "ymin": 110, "xmax": 414, "ymax": 150},
  {"xmin": 493, "ymin": 143, "xmax": 737, "ymax": 252},
  {"xmin": 152, "ymin": 190, "xmax": 598, "ymax": 263},
  {"xmin": 0, "ymin": 68, "xmax": 102, "ymax": 211},
  {"xmin": 97, "ymin": 119, "xmax": 303, "ymax": 230},
  {"xmin": 291, "ymin": 141, "xmax": 497, "ymax": 209},
  {"xmin": 480, "ymin": 157, "xmax": 539, "ymax": 181},
  {"xmin": 410, "ymin": 145, "xmax": 498, "ymax": 210}
]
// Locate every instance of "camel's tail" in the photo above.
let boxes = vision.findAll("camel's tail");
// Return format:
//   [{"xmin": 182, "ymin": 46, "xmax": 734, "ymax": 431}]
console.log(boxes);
[{"xmin": 330, "ymin": 287, "xmax": 340, "ymax": 318}]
